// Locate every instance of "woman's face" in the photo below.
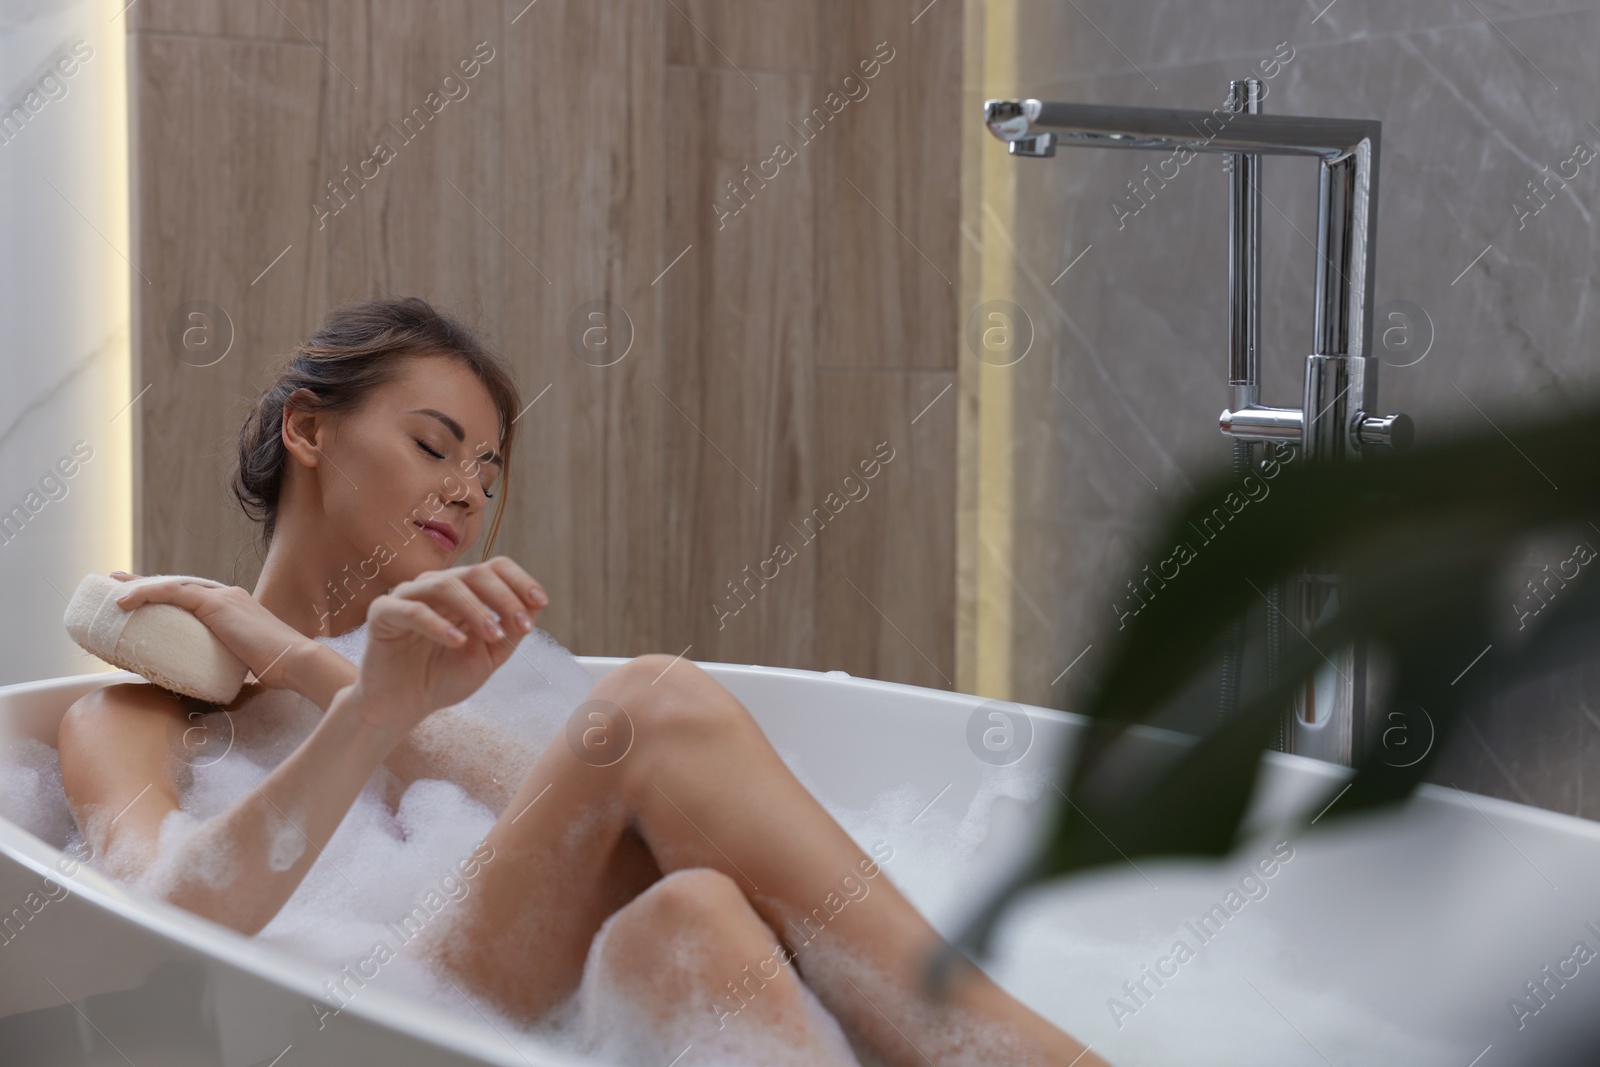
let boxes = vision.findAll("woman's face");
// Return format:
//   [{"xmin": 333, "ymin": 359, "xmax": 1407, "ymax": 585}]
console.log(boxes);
[{"xmin": 296, "ymin": 354, "xmax": 503, "ymax": 586}]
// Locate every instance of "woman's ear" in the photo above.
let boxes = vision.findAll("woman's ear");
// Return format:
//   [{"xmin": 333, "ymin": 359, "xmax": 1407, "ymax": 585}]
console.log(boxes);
[{"xmin": 281, "ymin": 389, "xmax": 326, "ymax": 468}]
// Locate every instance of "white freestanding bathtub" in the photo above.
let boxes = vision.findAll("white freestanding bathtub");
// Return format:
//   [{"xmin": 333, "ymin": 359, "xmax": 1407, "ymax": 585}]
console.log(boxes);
[{"xmin": 4, "ymin": 660, "xmax": 1600, "ymax": 1066}]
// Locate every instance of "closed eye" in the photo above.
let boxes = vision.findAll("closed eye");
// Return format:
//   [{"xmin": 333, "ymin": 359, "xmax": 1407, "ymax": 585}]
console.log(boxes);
[{"xmin": 416, "ymin": 438, "xmax": 496, "ymax": 499}]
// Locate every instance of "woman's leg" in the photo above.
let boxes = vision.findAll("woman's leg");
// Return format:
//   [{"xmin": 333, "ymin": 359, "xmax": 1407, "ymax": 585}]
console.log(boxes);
[
  {"xmin": 412, "ymin": 654, "xmax": 1106, "ymax": 1067},
  {"xmin": 565, "ymin": 866, "xmax": 861, "ymax": 1065},
  {"xmin": 594, "ymin": 655, "xmax": 1106, "ymax": 1067},
  {"xmin": 402, "ymin": 728, "xmax": 662, "ymax": 1021}
]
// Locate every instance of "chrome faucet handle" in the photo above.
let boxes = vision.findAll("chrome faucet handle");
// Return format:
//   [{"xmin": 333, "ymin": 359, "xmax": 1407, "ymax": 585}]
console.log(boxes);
[
  {"xmin": 1355, "ymin": 411, "xmax": 1414, "ymax": 450},
  {"xmin": 1219, "ymin": 404, "xmax": 1301, "ymax": 443},
  {"xmin": 1222, "ymin": 405, "xmax": 1413, "ymax": 452}
]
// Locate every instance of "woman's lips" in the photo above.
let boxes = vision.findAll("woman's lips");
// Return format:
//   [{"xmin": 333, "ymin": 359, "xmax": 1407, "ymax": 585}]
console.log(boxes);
[{"xmin": 415, "ymin": 520, "xmax": 457, "ymax": 551}]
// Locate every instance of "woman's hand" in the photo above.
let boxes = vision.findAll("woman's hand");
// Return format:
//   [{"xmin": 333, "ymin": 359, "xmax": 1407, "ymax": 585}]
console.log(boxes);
[
  {"xmin": 351, "ymin": 555, "xmax": 549, "ymax": 738},
  {"xmin": 107, "ymin": 571, "xmax": 317, "ymax": 693}
]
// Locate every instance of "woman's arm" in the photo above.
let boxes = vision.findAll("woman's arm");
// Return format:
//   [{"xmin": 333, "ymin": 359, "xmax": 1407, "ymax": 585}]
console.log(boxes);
[
  {"xmin": 61, "ymin": 679, "xmax": 411, "ymax": 937},
  {"xmin": 283, "ymin": 636, "xmax": 536, "ymax": 814},
  {"xmin": 108, "ymin": 561, "xmax": 550, "ymax": 816},
  {"xmin": 67, "ymin": 557, "xmax": 546, "ymax": 933},
  {"xmin": 162, "ymin": 681, "xmax": 406, "ymax": 934},
  {"xmin": 280, "ymin": 639, "xmax": 357, "ymax": 711}
]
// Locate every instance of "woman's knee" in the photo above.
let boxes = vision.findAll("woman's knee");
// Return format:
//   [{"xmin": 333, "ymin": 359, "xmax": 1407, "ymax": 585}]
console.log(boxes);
[
  {"xmin": 618, "ymin": 867, "xmax": 753, "ymax": 931},
  {"xmin": 588, "ymin": 870, "xmax": 800, "ymax": 1036},
  {"xmin": 591, "ymin": 654, "xmax": 751, "ymax": 744},
  {"xmin": 581, "ymin": 656, "xmax": 762, "ymax": 804},
  {"xmin": 594, "ymin": 868, "xmax": 795, "ymax": 999},
  {"xmin": 576, "ymin": 869, "xmax": 851, "ymax": 1062}
]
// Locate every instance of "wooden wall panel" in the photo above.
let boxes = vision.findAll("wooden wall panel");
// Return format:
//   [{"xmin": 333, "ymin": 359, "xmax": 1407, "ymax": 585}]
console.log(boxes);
[
  {"xmin": 129, "ymin": 33, "xmax": 328, "ymax": 581},
  {"xmin": 497, "ymin": 0, "xmax": 668, "ymax": 656},
  {"xmin": 814, "ymin": 370, "xmax": 957, "ymax": 684},
  {"xmin": 131, "ymin": 0, "xmax": 964, "ymax": 687},
  {"xmin": 664, "ymin": 0, "xmax": 816, "ymax": 71},
  {"xmin": 816, "ymin": 0, "xmax": 962, "ymax": 371},
  {"xmin": 661, "ymin": 67, "xmax": 817, "ymax": 665},
  {"xmin": 322, "ymin": 2, "xmax": 505, "ymax": 319},
  {"xmin": 129, "ymin": 0, "xmax": 324, "ymax": 42}
]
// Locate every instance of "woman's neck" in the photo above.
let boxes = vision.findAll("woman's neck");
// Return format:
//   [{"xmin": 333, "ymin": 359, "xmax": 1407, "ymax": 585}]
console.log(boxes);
[{"xmin": 252, "ymin": 532, "xmax": 379, "ymax": 640}]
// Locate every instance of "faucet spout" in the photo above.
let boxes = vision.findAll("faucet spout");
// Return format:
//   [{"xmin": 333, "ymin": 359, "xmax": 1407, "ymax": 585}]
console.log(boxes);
[
  {"xmin": 984, "ymin": 95, "xmax": 1382, "ymax": 415},
  {"xmin": 983, "ymin": 98, "xmax": 1376, "ymax": 163},
  {"xmin": 984, "ymin": 93, "xmax": 1410, "ymax": 767}
]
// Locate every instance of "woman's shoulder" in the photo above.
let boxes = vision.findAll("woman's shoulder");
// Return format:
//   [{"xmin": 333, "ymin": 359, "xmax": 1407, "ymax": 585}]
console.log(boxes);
[
  {"xmin": 58, "ymin": 682, "xmax": 190, "ymax": 804},
  {"xmin": 65, "ymin": 680, "xmax": 192, "ymax": 734}
]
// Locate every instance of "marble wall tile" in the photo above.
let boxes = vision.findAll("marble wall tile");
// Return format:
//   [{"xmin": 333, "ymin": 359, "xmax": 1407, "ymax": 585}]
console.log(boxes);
[
  {"xmin": 0, "ymin": 0, "xmax": 134, "ymax": 684},
  {"xmin": 1012, "ymin": 0, "xmax": 1600, "ymax": 91},
  {"xmin": 990, "ymin": 2, "xmax": 1600, "ymax": 819}
]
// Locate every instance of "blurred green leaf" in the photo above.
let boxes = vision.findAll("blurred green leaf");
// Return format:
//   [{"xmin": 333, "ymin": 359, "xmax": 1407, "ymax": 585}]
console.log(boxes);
[{"xmin": 930, "ymin": 397, "xmax": 1600, "ymax": 987}]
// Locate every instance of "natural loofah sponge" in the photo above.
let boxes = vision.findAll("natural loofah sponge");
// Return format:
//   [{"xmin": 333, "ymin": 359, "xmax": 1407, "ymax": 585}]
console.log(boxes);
[{"xmin": 63, "ymin": 573, "xmax": 249, "ymax": 704}]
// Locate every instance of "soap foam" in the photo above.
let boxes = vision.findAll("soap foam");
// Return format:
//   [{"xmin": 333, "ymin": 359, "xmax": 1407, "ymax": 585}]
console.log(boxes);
[
  {"xmin": 0, "ymin": 629, "xmax": 1472, "ymax": 1066},
  {"xmin": 0, "ymin": 736, "xmax": 76, "ymax": 847}
]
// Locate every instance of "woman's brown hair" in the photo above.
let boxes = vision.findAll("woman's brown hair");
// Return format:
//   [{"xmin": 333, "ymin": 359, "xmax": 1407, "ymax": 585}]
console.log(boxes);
[{"xmin": 232, "ymin": 296, "xmax": 520, "ymax": 558}]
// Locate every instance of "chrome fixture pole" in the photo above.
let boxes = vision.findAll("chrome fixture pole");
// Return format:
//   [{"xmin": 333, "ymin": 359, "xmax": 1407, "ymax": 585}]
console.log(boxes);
[
  {"xmin": 1294, "ymin": 134, "xmax": 1369, "ymax": 762},
  {"xmin": 984, "ymin": 94, "xmax": 1414, "ymax": 765},
  {"xmin": 1218, "ymin": 79, "xmax": 1261, "ymax": 731},
  {"xmin": 1227, "ymin": 79, "xmax": 1262, "ymax": 417}
]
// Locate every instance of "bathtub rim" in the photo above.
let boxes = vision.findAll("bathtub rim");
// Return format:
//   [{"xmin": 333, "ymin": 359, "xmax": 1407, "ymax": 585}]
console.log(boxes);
[
  {"xmin": 0, "ymin": 808, "xmax": 608, "ymax": 1066},
  {"xmin": 10, "ymin": 658, "xmax": 1600, "ymax": 879},
  {"xmin": 9, "ymin": 658, "xmax": 1600, "ymax": 889},
  {"xmin": 579, "ymin": 655, "xmax": 1600, "ymax": 849}
]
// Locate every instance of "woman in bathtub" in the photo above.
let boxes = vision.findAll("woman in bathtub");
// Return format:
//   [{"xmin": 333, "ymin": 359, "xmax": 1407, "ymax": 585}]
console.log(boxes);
[{"xmin": 56, "ymin": 297, "xmax": 1106, "ymax": 1067}]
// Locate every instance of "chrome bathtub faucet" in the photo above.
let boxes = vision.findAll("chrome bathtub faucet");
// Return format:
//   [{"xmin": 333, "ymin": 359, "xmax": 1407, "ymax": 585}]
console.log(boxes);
[{"xmin": 983, "ymin": 88, "xmax": 1413, "ymax": 766}]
